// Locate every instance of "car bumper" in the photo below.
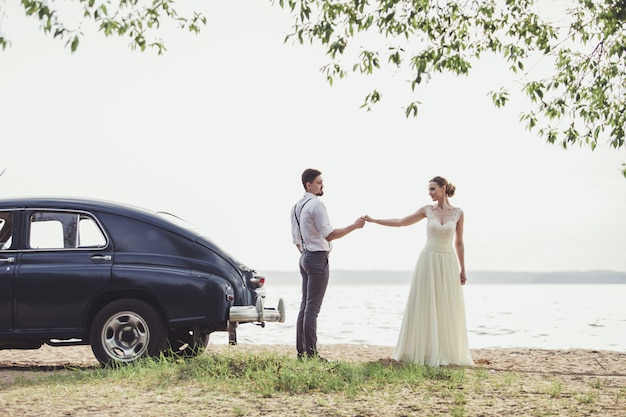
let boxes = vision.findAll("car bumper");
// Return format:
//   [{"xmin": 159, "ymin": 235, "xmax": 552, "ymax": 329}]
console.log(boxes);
[{"xmin": 229, "ymin": 296, "xmax": 285, "ymax": 324}]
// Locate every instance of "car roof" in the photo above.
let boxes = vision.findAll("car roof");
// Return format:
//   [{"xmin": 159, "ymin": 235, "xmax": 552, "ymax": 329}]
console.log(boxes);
[
  {"xmin": 0, "ymin": 196, "xmax": 156, "ymax": 216},
  {"xmin": 0, "ymin": 197, "xmax": 193, "ymax": 234}
]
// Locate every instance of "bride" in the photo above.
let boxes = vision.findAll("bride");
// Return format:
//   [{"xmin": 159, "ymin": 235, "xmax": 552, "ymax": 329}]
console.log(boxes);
[{"xmin": 364, "ymin": 176, "xmax": 474, "ymax": 366}]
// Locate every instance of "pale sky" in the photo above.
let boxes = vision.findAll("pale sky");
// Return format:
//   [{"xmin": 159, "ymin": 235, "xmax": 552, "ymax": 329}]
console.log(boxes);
[{"xmin": 1, "ymin": 1, "xmax": 625, "ymax": 273}]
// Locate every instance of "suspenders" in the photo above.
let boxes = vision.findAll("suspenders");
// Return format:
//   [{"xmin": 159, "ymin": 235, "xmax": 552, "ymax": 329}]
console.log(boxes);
[{"xmin": 294, "ymin": 198, "xmax": 313, "ymax": 251}]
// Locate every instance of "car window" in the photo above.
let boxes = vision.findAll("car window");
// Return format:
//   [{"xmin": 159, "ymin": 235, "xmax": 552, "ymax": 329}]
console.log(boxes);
[
  {"xmin": 29, "ymin": 211, "xmax": 107, "ymax": 249},
  {"xmin": 78, "ymin": 215, "xmax": 107, "ymax": 247},
  {"xmin": 0, "ymin": 212, "xmax": 13, "ymax": 250}
]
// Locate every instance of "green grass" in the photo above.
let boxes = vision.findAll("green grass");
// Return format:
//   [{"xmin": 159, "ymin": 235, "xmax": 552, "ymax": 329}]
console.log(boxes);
[
  {"xmin": 20, "ymin": 352, "xmax": 465, "ymax": 397},
  {"xmin": 4, "ymin": 352, "xmax": 623, "ymax": 417},
  {"xmin": 547, "ymin": 380, "xmax": 563, "ymax": 398}
]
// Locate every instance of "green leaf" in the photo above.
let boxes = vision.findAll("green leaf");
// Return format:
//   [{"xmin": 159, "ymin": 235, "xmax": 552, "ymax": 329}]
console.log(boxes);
[{"xmin": 70, "ymin": 36, "xmax": 79, "ymax": 53}]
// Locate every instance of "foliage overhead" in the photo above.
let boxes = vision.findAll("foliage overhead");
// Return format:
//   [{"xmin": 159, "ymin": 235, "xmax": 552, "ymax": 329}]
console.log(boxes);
[
  {"xmin": 1, "ymin": 1, "xmax": 623, "ymax": 175},
  {"xmin": 0, "ymin": 0, "xmax": 206, "ymax": 54},
  {"xmin": 277, "ymin": 0, "xmax": 626, "ymax": 177}
]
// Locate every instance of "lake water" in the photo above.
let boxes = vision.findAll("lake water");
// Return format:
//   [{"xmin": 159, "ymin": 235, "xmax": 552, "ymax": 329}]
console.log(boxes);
[{"xmin": 212, "ymin": 282, "xmax": 626, "ymax": 352}]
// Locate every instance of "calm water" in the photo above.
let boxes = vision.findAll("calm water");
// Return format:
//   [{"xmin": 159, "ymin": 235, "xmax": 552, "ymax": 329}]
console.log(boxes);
[{"xmin": 212, "ymin": 283, "xmax": 626, "ymax": 352}]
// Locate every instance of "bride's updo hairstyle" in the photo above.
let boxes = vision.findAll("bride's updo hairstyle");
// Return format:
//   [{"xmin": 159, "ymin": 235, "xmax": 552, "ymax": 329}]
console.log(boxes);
[{"xmin": 430, "ymin": 176, "xmax": 456, "ymax": 197}]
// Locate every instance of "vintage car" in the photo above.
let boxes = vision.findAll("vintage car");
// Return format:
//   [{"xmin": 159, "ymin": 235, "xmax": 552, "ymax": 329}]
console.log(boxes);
[{"xmin": 0, "ymin": 197, "xmax": 284, "ymax": 365}]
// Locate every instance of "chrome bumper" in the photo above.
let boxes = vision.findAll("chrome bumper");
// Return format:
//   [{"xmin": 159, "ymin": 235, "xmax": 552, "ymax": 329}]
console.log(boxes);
[{"xmin": 229, "ymin": 297, "xmax": 285, "ymax": 324}]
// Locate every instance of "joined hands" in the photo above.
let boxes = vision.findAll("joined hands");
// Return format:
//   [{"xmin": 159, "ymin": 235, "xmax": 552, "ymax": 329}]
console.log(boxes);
[{"xmin": 354, "ymin": 216, "xmax": 366, "ymax": 229}]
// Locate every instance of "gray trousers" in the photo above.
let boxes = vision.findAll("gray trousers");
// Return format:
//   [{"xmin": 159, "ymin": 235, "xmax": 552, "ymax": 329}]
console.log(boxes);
[{"xmin": 297, "ymin": 250, "xmax": 330, "ymax": 356}]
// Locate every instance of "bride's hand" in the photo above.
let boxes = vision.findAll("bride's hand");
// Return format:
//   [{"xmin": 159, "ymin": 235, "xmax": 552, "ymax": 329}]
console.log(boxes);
[
  {"xmin": 460, "ymin": 271, "xmax": 467, "ymax": 285},
  {"xmin": 362, "ymin": 215, "xmax": 373, "ymax": 222}
]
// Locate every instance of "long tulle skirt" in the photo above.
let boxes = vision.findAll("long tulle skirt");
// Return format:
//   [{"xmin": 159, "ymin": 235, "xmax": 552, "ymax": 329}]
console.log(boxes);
[{"xmin": 393, "ymin": 242, "xmax": 474, "ymax": 367}]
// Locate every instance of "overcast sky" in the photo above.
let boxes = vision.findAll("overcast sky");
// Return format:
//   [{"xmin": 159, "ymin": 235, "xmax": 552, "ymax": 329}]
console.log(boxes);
[{"xmin": 1, "ymin": 1, "xmax": 625, "ymax": 273}]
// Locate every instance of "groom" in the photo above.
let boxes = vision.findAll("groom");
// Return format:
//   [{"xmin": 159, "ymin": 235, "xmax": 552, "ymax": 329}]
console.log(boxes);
[{"xmin": 290, "ymin": 168, "xmax": 365, "ymax": 360}]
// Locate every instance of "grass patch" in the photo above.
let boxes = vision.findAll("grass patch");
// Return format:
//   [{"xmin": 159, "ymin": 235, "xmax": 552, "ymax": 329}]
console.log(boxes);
[
  {"xmin": 575, "ymin": 392, "xmax": 597, "ymax": 405},
  {"xmin": 547, "ymin": 380, "xmax": 563, "ymax": 398},
  {"xmin": 4, "ymin": 352, "xmax": 623, "ymax": 417},
  {"xmin": 194, "ymin": 352, "xmax": 456, "ymax": 396},
  {"xmin": 12, "ymin": 352, "xmax": 466, "ymax": 398}
]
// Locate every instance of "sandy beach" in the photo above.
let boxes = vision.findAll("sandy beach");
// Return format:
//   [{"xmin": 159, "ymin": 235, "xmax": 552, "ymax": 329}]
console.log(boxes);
[
  {"xmin": 1, "ymin": 344, "xmax": 625, "ymax": 376},
  {"xmin": 0, "ymin": 344, "xmax": 624, "ymax": 416}
]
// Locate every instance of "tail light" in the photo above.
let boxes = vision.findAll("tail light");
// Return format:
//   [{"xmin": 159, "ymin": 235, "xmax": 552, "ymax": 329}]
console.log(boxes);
[{"xmin": 250, "ymin": 276, "xmax": 265, "ymax": 288}]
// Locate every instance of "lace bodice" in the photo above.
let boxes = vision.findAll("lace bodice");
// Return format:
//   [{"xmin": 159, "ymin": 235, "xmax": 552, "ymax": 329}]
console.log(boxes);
[{"xmin": 424, "ymin": 205, "xmax": 462, "ymax": 243}]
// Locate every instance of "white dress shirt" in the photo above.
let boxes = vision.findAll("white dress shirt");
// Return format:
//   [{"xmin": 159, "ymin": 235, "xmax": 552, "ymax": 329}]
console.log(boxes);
[{"xmin": 291, "ymin": 192, "xmax": 333, "ymax": 252}]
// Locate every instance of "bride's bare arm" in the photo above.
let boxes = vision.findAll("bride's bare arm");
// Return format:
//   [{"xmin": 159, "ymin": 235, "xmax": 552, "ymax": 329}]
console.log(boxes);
[
  {"xmin": 454, "ymin": 213, "xmax": 467, "ymax": 285},
  {"xmin": 363, "ymin": 206, "xmax": 426, "ymax": 227}
]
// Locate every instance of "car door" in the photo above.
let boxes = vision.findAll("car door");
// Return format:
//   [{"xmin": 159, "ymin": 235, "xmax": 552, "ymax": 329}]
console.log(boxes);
[
  {"xmin": 0, "ymin": 210, "xmax": 17, "ymax": 331},
  {"xmin": 15, "ymin": 209, "xmax": 112, "ymax": 333}
]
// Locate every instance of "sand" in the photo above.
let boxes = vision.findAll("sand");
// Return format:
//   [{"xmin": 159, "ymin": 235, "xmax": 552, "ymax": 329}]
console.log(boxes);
[
  {"xmin": 0, "ymin": 344, "xmax": 624, "ymax": 416},
  {"xmin": 2, "ymin": 344, "xmax": 624, "ymax": 377}
]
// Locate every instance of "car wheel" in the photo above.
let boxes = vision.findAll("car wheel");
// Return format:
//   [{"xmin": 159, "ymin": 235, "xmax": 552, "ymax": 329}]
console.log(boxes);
[
  {"xmin": 167, "ymin": 327, "xmax": 210, "ymax": 357},
  {"xmin": 90, "ymin": 299, "xmax": 167, "ymax": 366}
]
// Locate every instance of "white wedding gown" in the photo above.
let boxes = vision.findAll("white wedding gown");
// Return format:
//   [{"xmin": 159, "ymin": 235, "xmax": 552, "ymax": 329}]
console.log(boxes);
[{"xmin": 393, "ymin": 205, "xmax": 474, "ymax": 367}]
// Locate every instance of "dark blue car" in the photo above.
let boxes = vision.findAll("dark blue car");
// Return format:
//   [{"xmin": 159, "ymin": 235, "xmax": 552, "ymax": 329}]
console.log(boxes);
[{"xmin": 0, "ymin": 197, "xmax": 284, "ymax": 365}]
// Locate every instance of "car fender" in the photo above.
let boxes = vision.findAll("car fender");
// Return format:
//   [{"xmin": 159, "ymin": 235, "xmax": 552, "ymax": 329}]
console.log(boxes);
[{"xmin": 110, "ymin": 265, "xmax": 233, "ymax": 327}]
